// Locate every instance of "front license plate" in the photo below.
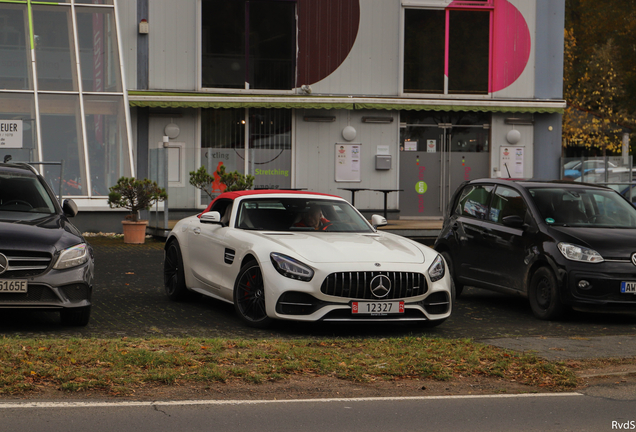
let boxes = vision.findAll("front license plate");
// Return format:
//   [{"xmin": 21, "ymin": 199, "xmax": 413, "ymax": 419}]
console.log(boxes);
[
  {"xmin": 621, "ymin": 281, "xmax": 636, "ymax": 294},
  {"xmin": 0, "ymin": 280, "xmax": 27, "ymax": 293},
  {"xmin": 352, "ymin": 301, "xmax": 404, "ymax": 315}
]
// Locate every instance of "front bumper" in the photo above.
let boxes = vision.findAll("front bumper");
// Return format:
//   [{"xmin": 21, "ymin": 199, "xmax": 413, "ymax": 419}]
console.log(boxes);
[
  {"xmin": 559, "ymin": 260, "xmax": 636, "ymax": 312},
  {"xmin": 261, "ymin": 260, "xmax": 453, "ymax": 322},
  {"xmin": 0, "ymin": 261, "xmax": 93, "ymax": 310}
]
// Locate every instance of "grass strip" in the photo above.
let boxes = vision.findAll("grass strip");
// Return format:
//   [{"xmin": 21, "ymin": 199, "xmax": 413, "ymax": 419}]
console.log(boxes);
[{"xmin": 0, "ymin": 336, "xmax": 577, "ymax": 395}]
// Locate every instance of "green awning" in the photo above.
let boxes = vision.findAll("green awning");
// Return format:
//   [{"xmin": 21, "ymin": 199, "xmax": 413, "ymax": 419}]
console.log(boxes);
[
  {"xmin": 128, "ymin": 100, "xmax": 355, "ymax": 110},
  {"xmin": 354, "ymin": 103, "xmax": 564, "ymax": 114},
  {"xmin": 127, "ymin": 91, "xmax": 565, "ymax": 114}
]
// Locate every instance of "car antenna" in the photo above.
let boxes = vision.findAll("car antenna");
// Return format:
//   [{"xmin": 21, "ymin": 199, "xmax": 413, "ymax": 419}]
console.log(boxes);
[{"xmin": 504, "ymin": 163, "xmax": 511, "ymax": 178}]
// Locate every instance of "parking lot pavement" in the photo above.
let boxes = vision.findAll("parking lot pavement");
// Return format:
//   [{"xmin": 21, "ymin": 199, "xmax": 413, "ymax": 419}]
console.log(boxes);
[{"xmin": 1, "ymin": 236, "xmax": 636, "ymax": 360}]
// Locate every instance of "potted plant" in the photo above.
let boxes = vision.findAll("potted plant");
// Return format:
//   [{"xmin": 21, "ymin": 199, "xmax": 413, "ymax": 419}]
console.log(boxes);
[{"xmin": 108, "ymin": 177, "xmax": 168, "ymax": 244}]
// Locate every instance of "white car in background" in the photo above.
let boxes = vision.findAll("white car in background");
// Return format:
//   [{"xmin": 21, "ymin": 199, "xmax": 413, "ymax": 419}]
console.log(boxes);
[{"xmin": 163, "ymin": 190, "xmax": 453, "ymax": 328}]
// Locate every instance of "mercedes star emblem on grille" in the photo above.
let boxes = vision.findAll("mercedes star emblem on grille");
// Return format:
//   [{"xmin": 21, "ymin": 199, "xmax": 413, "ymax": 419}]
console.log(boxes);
[
  {"xmin": 370, "ymin": 274, "xmax": 391, "ymax": 298},
  {"xmin": 0, "ymin": 253, "xmax": 8, "ymax": 275}
]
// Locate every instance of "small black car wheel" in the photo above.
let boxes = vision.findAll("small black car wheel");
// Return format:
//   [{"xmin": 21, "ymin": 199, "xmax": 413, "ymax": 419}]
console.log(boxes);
[
  {"xmin": 60, "ymin": 305, "xmax": 91, "ymax": 327},
  {"xmin": 164, "ymin": 240, "xmax": 189, "ymax": 301},
  {"xmin": 441, "ymin": 251, "xmax": 464, "ymax": 298},
  {"xmin": 234, "ymin": 260, "xmax": 272, "ymax": 328},
  {"xmin": 529, "ymin": 267, "xmax": 564, "ymax": 320}
]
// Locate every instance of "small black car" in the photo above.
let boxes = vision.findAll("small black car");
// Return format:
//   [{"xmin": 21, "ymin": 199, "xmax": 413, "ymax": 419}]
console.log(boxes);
[
  {"xmin": 435, "ymin": 178, "xmax": 636, "ymax": 320},
  {"xmin": 0, "ymin": 163, "xmax": 94, "ymax": 326}
]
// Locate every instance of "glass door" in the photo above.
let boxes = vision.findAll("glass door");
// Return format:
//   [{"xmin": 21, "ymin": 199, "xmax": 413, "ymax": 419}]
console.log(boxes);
[{"xmin": 399, "ymin": 112, "xmax": 490, "ymax": 217}]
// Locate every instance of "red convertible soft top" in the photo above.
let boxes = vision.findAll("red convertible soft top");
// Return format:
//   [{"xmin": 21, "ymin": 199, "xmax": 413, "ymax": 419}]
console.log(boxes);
[{"xmin": 200, "ymin": 189, "xmax": 340, "ymax": 216}]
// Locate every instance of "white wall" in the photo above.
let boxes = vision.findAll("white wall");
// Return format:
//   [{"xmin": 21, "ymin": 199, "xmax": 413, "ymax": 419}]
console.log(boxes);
[
  {"xmin": 294, "ymin": 110, "xmax": 400, "ymax": 210},
  {"xmin": 309, "ymin": 0, "xmax": 400, "ymax": 96},
  {"xmin": 490, "ymin": 113, "xmax": 534, "ymax": 179}
]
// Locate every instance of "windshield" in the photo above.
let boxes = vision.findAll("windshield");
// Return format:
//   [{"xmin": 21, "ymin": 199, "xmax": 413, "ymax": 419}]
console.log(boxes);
[
  {"xmin": 528, "ymin": 187, "xmax": 636, "ymax": 228},
  {"xmin": 235, "ymin": 198, "xmax": 374, "ymax": 233},
  {"xmin": 0, "ymin": 172, "xmax": 57, "ymax": 215}
]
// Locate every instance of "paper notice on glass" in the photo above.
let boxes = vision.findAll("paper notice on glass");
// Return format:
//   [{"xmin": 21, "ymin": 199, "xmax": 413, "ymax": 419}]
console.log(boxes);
[
  {"xmin": 426, "ymin": 140, "xmax": 436, "ymax": 153},
  {"xmin": 0, "ymin": 120, "xmax": 23, "ymax": 148},
  {"xmin": 404, "ymin": 140, "xmax": 417, "ymax": 151}
]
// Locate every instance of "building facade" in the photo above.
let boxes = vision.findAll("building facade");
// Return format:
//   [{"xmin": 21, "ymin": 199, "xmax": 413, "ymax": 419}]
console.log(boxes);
[{"xmin": 0, "ymin": 0, "xmax": 566, "ymax": 232}]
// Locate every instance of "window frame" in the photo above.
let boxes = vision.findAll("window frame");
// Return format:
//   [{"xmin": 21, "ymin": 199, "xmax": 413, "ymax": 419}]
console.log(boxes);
[
  {"xmin": 199, "ymin": 0, "xmax": 298, "ymax": 94},
  {"xmin": 401, "ymin": 1, "xmax": 494, "ymax": 98}
]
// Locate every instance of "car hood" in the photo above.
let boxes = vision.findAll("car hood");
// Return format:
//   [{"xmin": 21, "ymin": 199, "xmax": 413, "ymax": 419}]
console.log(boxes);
[
  {"xmin": 0, "ymin": 215, "xmax": 84, "ymax": 254},
  {"xmin": 257, "ymin": 231, "xmax": 426, "ymax": 264},
  {"xmin": 549, "ymin": 226, "xmax": 636, "ymax": 258}
]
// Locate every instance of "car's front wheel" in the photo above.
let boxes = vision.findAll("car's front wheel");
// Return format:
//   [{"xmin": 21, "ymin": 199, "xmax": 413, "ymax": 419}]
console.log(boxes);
[
  {"xmin": 60, "ymin": 305, "xmax": 91, "ymax": 326},
  {"xmin": 441, "ymin": 251, "xmax": 464, "ymax": 298},
  {"xmin": 528, "ymin": 267, "xmax": 564, "ymax": 320},
  {"xmin": 234, "ymin": 260, "xmax": 272, "ymax": 328},
  {"xmin": 164, "ymin": 240, "xmax": 189, "ymax": 301}
]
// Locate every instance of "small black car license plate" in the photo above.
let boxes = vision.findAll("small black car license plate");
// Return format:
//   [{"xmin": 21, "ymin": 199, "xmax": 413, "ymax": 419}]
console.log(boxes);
[
  {"xmin": 620, "ymin": 281, "xmax": 636, "ymax": 294},
  {"xmin": 0, "ymin": 280, "xmax": 27, "ymax": 293}
]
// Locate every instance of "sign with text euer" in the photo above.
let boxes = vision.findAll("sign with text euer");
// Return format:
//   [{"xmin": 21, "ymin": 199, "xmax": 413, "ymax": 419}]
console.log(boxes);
[{"xmin": 0, "ymin": 120, "xmax": 23, "ymax": 148}]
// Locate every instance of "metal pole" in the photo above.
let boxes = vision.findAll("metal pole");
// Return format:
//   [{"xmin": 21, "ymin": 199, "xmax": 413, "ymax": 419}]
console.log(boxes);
[
  {"xmin": 163, "ymin": 137, "xmax": 169, "ymax": 233},
  {"xmin": 59, "ymin": 159, "xmax": 64, "ymax": 204}
]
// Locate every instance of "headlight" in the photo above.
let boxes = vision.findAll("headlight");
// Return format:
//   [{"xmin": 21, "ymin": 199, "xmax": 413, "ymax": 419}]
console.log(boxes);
[
  {"xmin": 53, "ymin": 243, "xmax": 89, "ymax": 270},
  {"xmin": 270, "ymin": 253, "xmax": 314, "ymax": 281},
  {"xmin": 557, "ymin": 242, "xmax": 604, "ymax": 263},
  {"xmin": 428, "ymin": 254, "xmax": 445, "ymax": 282}
]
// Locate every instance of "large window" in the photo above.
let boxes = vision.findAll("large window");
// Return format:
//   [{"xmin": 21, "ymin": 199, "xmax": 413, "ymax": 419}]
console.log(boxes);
[
  {"xmin": 202, "ymin": 0, "xmax": 296, "ymax": 90},
  {"xmin": 0, "ymin": 0, "xmax": 131, "ymax": 200},
  {"xmin": 200, "ymin": 108, "xmax": 291, "ymax": 201},
  {"xmin": 404, "ymin": 6, "xmax": 491, "ymax": 95}
]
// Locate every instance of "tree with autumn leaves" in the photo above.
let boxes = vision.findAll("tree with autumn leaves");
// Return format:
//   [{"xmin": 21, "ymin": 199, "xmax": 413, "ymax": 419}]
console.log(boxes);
[{"xmin": 563, "ymin": 0, "xmax": 635, "ymax": 156}]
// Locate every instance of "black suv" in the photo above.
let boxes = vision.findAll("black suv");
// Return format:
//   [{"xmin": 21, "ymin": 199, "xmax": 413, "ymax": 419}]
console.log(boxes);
[
  {"xmin": 0, "ymin": 163, "xmax": 94, "ymax": 326},
  {"xmin": 435, "ymin": 179, "xmax": 636, "ymax": 320}
]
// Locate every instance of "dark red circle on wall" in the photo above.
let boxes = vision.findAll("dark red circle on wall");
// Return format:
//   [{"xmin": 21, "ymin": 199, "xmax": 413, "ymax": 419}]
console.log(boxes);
[{"xmin": 297, "ymin": 0, "xmax": 361, "ymax": 86}]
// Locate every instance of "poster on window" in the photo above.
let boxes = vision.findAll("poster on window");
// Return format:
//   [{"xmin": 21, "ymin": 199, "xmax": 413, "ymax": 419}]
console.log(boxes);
[
  {"xmin": 499, "ymin": 146, "xmax": 524, "ymax": 178},
  {"xmin": 335, "ymin": 143, "xmax": 361, "ymax": 182},
  {"xmin": 0, "ymin": 120, "xmax": 23, "ymax": 148}
]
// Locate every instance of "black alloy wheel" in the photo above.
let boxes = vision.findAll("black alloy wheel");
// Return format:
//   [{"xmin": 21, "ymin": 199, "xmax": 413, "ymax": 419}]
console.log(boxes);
[
  {"xmin": 164, "ymin": 240, "xmax": 189, "ymax": 301},
  {"xmin": 528, "ymin": 267, "xmax": 564, "ymax": 320},
  {"xmin": 234, "ymin": 260, "xmax": 272, "ymax": 328}
]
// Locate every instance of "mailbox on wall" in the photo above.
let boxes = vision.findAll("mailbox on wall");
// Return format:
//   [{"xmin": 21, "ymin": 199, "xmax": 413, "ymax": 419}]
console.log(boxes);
[{"xmin": 375, "ymin": 155, "xmax": 391, "ymax": 170}]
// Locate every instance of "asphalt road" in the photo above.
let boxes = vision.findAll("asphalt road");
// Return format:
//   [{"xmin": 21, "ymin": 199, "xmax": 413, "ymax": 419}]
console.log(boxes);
[
  {"xmin": 1, "ymin": 236, "xmax": 636, "ymax": 359},
  {"xmin": 1, "ymin": 393, "xmax": 633, "ymax": 432}
]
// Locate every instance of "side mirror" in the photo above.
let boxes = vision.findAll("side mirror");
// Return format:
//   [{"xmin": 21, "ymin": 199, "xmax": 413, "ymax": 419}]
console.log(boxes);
[
  {"xmin": 200, "ymin": 211, "xmax": 222, "ymax": 224},
  {"xmin": 62, "ymin": 199, "xmax": 78, "ymax": 217},
  {"xmin": 371, "ymin": 214, "xmax": 387, "ymax": 229},
  {"xmin": 502, "ymin": 215, "xmax": 524, "ymax": 229}
]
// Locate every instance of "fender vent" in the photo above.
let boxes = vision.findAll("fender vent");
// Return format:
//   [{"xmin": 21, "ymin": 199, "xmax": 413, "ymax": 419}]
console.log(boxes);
[{"xmin": 224, "ymin": 248, "xmax": 235, "ymax": 265}]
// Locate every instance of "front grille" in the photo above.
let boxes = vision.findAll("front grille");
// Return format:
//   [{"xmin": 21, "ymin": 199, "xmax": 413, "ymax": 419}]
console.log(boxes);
[
  {"xmin": 320, "ymin": 272, "xmax": 427, "ymax": 300},
  {"xmin": 0, "ymin": 285, "xmax": 59, "ymax": 303},
  {"xmin": 0, "ymin": 250, "xmax": 52, "ymax": 277}
]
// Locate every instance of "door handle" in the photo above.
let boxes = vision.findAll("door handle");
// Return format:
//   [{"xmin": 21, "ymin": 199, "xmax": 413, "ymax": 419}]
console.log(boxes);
[{"xmin": 193, "ymin": 227, "xmax": 201, "ymax": 235}]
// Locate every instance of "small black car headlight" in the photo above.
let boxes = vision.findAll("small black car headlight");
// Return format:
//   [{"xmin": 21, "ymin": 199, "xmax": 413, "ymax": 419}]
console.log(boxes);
[
  {"xmin": 557, "ymin": 242, "xmax": 604, "ymax": 263},
  {"xmin": 428, "ymin": 254, "xmax": 446, "ymax": 282},
  {"xmin": 53, "ymin": 243, "xmax": 89, "ymax": 270},
  {"xmin": 270, "ymin": 253, "xmax": 314, "ymax": 281}
]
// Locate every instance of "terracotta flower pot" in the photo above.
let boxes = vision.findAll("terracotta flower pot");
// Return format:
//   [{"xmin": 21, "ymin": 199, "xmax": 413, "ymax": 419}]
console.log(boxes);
[{"xmin": 122, "ymin": 220, "xmax": 149, "ymax": 244}]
